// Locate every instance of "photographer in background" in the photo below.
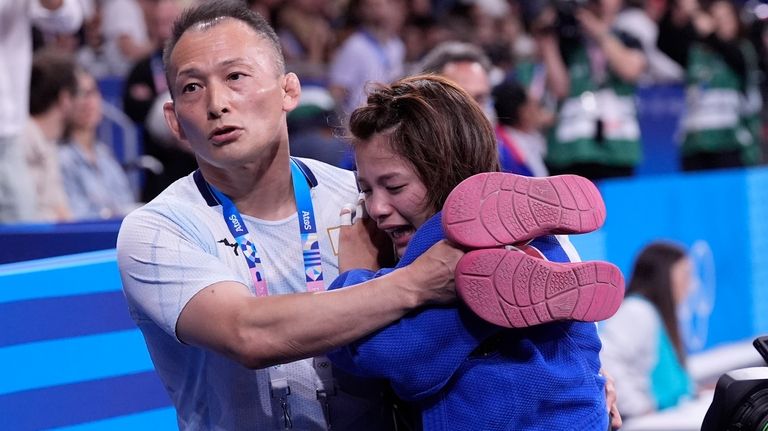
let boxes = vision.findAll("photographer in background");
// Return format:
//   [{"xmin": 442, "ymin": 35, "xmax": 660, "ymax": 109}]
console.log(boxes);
[
  {"xmin": 532, "ymin": 0, "xmax": 647, "ymax": 180},
  {"xmin": 658, "ymin": 0, "xmax": 762, "ymax": 171}
]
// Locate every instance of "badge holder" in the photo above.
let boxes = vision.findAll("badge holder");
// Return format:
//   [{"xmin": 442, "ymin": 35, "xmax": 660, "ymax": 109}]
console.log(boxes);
[
  {"xmin": 270, "ymin": 365, "xmax": 293, "ymax": 429},
  {"xmin": 314, "ymin": 356, "xmax": 337, "ymax": 429}
]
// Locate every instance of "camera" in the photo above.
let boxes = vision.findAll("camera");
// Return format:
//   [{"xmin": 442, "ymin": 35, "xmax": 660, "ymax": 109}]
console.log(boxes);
[
  {"xmin": 701, "ymin": 336, "xmax": 768, "ymax": 430},
  {"xmin": 521, "ymin": 0, "xmax": 594, "ymax": 41}
]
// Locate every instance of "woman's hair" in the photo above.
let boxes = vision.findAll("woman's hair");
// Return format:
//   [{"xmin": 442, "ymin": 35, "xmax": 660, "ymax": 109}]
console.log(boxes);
[
  {"xmin": 348, "ymin": 74, "xmax": 500, "ymax": 212},
  {"xmin": 627, "ymin": 242, "xmax": 688, "ymax": 364}
]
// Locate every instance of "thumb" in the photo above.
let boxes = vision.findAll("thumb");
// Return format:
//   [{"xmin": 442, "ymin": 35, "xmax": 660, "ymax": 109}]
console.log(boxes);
[{"xmin": 340, "ymin": 204, "xmax": 355, "ymax": 226}]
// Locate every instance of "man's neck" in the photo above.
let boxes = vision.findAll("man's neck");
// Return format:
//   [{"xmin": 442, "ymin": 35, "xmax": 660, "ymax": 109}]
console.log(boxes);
[{"xmin": 201, "ymin": 151, "xmax": 297, "ymax": 221}]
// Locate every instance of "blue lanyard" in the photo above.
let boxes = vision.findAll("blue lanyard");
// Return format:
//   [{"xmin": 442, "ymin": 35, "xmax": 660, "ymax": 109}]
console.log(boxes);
[{"xmin": 207, "ymin": 159, "xmax": 324, "ymax": 296}]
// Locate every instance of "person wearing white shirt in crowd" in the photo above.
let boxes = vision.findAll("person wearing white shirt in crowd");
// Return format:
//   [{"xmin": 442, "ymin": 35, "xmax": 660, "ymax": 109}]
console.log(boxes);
[
  {"xmin": 0, "ymin": 0, "xmax": 82, "ymax": 223},
  {"xmin": 328, "ymin": 0, "xmax": 407, "ymax": 116}
]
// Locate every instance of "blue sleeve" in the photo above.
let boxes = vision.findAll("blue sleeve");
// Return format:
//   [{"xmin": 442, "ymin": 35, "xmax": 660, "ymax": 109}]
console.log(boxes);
[
  {"xmin": 330, "ymin": 307, "xmax": 498, "ymax": 402},
  {"xmin": 328, "ymin": 270, "xmax": 499, "ymax": 401},
  {"xmin": 329, "ymin": 269, "xmax": 498, "ymax": 401}
]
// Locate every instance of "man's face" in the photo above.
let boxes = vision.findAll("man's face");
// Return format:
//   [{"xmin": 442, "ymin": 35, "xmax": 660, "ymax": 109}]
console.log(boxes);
[
  {"xmin": 163, "ymin": 18, "xmax": 299, "ymax": 170},
  {"xmin": 440, "ymin": 61, "xmax": 494, "ymax": 122}
]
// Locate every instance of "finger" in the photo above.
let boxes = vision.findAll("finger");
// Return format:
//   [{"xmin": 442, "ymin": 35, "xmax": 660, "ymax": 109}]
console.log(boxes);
[
  {"xmin": 340, "ymin": 204, "xmax": 354, "ymax": 226},
  {"xmin": 354, "ymin": 192, "xmax": 367, "ymax": 223},
  {"xmin": 610, "ymin": 405, "xmax": 622, "ymax": 430}
]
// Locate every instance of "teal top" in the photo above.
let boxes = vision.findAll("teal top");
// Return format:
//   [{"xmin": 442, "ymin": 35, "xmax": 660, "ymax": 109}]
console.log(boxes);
[{"xmin": 651, "ymin": 320, "xmax": 694, "ymax": 410}]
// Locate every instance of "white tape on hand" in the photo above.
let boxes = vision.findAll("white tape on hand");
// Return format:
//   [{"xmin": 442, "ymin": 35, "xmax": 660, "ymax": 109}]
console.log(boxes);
[
  {"xmin": 354, "ymin": 192, "xmax": 367, "ymax": 223},
  {"xmin": 340, "ymin": 204, "xmax": 354, "ymax": 226}
]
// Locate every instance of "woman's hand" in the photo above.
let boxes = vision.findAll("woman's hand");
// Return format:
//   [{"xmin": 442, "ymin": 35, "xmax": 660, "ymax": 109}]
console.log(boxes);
[
  {"xmin": 338, "ymin": 195, "xmax": 395, "ymax": 273},
  {"xmin": 602, "ymin": 367, "xmax": 623, "ymax": 429}
]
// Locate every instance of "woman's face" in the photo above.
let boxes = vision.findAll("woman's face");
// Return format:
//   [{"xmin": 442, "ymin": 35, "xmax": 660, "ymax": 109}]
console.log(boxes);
[
  {"xmin": 671, "ymin": 256, "xmax": 693, "ymax": 305},
  {"xmin": 355, "ymin": 134, "xmax": 434, "ymax": 258},
  {"xmin": 71, "ymin": 72, "xmax": 103, "ymax": 131}
]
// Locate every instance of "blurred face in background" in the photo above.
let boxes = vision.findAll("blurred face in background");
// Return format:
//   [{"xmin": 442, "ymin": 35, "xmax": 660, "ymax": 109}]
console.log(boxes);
[
  {"xmin": 71, "ymin": 71, "xmax": 103, "ymax": 132},
  {"xmin": 671, "ymin": 256, "xmax": 693, "ymax": 306},
  {"xmin": 440, "ymin": 61, "xmax": 494, "ymax": 123},
  {"xmin": 150, "ymin": 0, "xmax": 182, "ymax": 44},
  {"xmin": 359, "ymin": 0, "xmax": 406, "ymax": 34}
]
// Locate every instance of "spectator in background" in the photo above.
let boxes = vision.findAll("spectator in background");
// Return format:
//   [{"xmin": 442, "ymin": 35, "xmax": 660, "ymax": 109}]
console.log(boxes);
[
  {"xmin": 400, "ymin": 2, "xmax": 453, "ymax": 67},
  {"xmin": 418, "ymin": 41, "xmax": 545, "ymax": 176},
  {"xmin": 329, "ymin": 0, "xmax": 407, "ymax": 116},
  {"xmin": 418, "ymin": 41, "xmax": 496, "ymax": 121},
  {"xmin": 246, "ymin": 0, "xmax": 282, "ymax": 25},
  {"xmin": 274, "ymin": 0, "xmax": 336, "ymax": 79},
  {"xmin": 535, "ymin": 0, "xmax": 647, "ymax": 180},
  {"xmin": 0, "ymin": 0, "xmax": 82, "ymax": 223},
  {"xmin": 599, "ymin": 241, "xmax": 695, "ymax": 419},
  {"xmin": 287, "ymin": 85, "xmax": 353, "ymax": 168},
  {"xmin": 493, "ymin": 79, "xmax": 550, "ymax": 177},
  {"xmin": 60, "ymin": 68, "xmax": 138, "ymax": 220},
  {"xmin": 23, "ymin": 49, "xmax": 77, "ymax": 222},
  {"xmin": 614, "ymin": 0, "xmax": 684, "ymax": 84},
  {"xmin": 75, "ymin": 0, "xmax": 113, "ymax": 79},
  {"xmin": 100, "ymin": 0, "xmax": 154, "ymax": 77},
  {"xmin": 123, "ymin": 0, "xmax": 195, "ymax": 202},
  {"xmin": 658, "ymin": 0, "xmax": 762, "ymax": 171}
]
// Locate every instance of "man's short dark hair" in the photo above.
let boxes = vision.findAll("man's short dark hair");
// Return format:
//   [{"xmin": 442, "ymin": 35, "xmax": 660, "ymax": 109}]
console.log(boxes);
[
  {"xmin": 162, "ymin": 0, "xmax": 285, "ymax": 93},
  {"xmin": 29, "ymin": 49, "xmax": 77, "ymax": 116},
  {"xmin": 492, "ymin": 80, "xmax": 528, "ymax": 128},
  {"xmin": 417, "ymin": 41, "xmax": 492, "ymax": 75}
]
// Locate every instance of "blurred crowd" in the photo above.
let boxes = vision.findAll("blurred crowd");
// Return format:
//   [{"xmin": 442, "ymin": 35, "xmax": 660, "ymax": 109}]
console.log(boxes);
[{"xmin": 3, "ymin": 0, "xmax": 768, "ymax": 224}]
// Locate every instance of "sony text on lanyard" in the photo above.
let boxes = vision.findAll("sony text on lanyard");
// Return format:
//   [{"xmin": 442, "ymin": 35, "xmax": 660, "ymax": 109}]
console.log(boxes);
[{"xmin": 206, "ymin": 158, "xmax": 325, "ymax": 296}]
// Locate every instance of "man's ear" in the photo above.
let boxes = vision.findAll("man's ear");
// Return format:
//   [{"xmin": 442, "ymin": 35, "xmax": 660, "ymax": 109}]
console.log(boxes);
[
  {"xmin": 163, "ymin": 100, "xmax": 186, "ymax": 141},
  {"xmin": 282, "ymin": 72, "xmax": 301, "ymax": 112}
]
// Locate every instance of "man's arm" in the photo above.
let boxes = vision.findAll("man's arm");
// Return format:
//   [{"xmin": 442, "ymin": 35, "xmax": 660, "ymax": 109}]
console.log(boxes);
[
  {"xmin": 576, "ymin": 9, "xmax": 647, "ymax": 83},
  {"xmin": 176, "ymin": 240, "xmax": 463, "ymax": 369}
]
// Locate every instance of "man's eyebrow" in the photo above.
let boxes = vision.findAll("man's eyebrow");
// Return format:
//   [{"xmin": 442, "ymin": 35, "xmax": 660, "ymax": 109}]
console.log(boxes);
[
  {"xmin": 176, "ymin": 58, "xmax": 252, "ymax": 79},
  {"xmin": 176, "ymin": 67, "xmax": 202, "ymax": 79},
  {"xmin": 220, "ymin": 58, "xmax": 251, "ymax": 68}
]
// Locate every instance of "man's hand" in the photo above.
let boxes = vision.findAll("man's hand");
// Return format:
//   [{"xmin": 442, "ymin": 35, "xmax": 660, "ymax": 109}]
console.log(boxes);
[
  {"xmin": 602, "ymin": 367, "xmax": 623, "ymax": 429},
  {"xmin": 575, "ymin": 7, "xmax": 610, "ymax": 42},
  {"xmin": 402, "ymin": 240, "xmax": 464, "ymax": 306}
]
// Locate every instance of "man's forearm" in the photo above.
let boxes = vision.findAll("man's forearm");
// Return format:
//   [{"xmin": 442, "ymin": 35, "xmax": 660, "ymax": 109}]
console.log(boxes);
[
  {"xmin": 233, "ymin": 268, "xmax": 428, "ymax": 368},
  {"xmin": 177, "ymin": 241, "xmax": 462, "ymax": 369}
]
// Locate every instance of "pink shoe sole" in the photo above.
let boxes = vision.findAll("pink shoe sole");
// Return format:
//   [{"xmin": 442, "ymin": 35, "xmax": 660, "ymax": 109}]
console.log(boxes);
[
  {"xmin": 443, "ymin": 173, "xmax": 606, "ymax": 248},
  {"xmin": 456, "ymin": 249, "xmax": 624, "ymax": 328}
]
